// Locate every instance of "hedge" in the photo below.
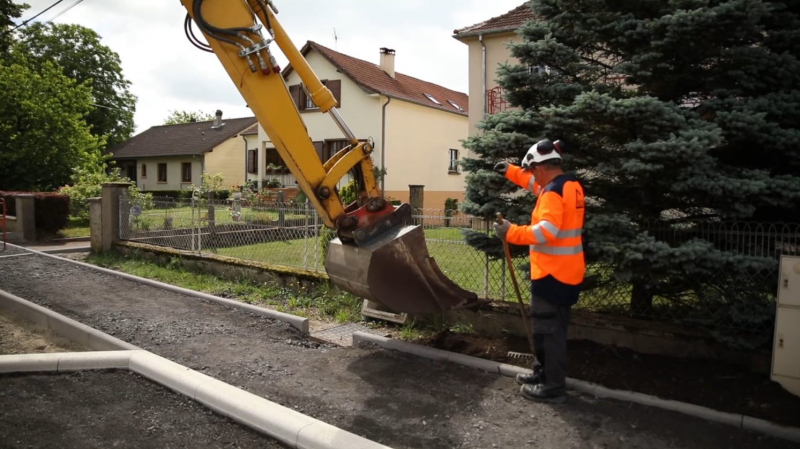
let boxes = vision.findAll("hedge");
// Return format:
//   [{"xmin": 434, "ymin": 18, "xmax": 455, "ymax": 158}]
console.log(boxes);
[
  {"xmin": 0, "ymin": 191, "xmax": 70, "ymax": 235},
  {"xmin": 143, "ymin": 190, "xmax": 231, "ymax": 201}
]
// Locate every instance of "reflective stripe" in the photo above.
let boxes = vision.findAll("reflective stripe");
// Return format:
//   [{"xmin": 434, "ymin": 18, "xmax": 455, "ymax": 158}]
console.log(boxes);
[
  {"xmin": 532, "ymin": 225, "xmax": 546, "ymax": 243},
  {"xmin": 529, "ymin": 244, "xmax": 583, "ymax": 255},
  {"xmin": 527, "ymin": 177, "xmax": 537, "ymax": 193},
  {"xmin": 540, "ymin": 220, "xmax": 559, "ymax": 235},
  {"xmin": 557, "ymin": 228, "xmax": 582, "ymax": 238}
]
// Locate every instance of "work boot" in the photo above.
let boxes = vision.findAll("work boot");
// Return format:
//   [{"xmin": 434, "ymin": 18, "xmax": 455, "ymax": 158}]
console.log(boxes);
[
  {"xmin": 519, "ymin": 384, "xmax": 566, "ymax": 404},
  {"xmin": 515, "ymin": 370, "xmax": 544, "ymax": 386}
]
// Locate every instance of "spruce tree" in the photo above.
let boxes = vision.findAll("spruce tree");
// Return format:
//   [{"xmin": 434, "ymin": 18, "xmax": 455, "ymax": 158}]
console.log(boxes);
[{"xmin": 462, "ymin": 0, "xmax": 799, "ymax": 344}]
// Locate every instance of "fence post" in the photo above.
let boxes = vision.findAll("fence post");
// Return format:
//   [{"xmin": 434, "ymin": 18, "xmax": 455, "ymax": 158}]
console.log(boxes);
[
  {"xmin": 101, "ymin": 182, "xmax": 130, "ymax": 251},
  {"xmin": 89, "ymin": 197, "xmax": 103, "ymax": 253},
  {"xmin": 409, "ymin": 185, "xmax": 424, "ymax": 227},
  {"xmin": 14, "ymin": 194, "xmax": 36, "ymax": 242},
  {"xmin": 484, "ymin": 218, "xmax": 490, "ymax": 299}
]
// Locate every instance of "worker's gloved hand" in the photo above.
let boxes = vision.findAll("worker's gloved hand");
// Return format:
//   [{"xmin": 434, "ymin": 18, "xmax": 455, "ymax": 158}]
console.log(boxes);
[
  {"xmin": 494, "ymin": 161, "xmax": 510, "ymax": 175},
  {"xmin": 494, "ymin": 219, "xmax": 511, "ymax": 241}
]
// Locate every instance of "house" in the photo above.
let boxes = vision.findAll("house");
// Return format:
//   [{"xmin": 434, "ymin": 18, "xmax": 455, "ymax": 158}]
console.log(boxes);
[
  {"xmin": 109, "ymin": 111, "xmax": 257, "ymax": 192},
  {"xmin": 453, "ymin": 4, "xmax": 537, "ymax": 136},
  {"xmin": 249, "ymin": 41, "xmax": 470, "ymax": 210}
]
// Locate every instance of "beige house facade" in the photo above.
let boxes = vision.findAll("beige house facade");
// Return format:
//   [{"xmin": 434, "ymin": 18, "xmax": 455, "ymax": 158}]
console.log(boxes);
[
  {"xmin": 453, "ymin": 4, "xmax": 536, "ymax": 136},
  {"xmin": 109, "ymin": 113, "xmax": 257, "ymax": 193},
  {"xmin": 250, "ymin": 41, "xmax": 470, "ymax": 210}
]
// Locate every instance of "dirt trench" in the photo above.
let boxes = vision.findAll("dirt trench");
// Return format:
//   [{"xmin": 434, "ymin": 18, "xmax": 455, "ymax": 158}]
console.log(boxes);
[{"xmin": 0, "ymin": 251, "xmax": 796, "ymax": 449}]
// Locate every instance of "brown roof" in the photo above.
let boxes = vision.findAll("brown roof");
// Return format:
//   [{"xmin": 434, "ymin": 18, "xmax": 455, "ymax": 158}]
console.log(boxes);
[
  {"xmin": 453, "ymin": 3, "xmax": 538, "ymax": 38},
  {"xmin": 284, "ymin": 41, "xmax": 468, "ymax": 116},
  {"xmin": 109, "ymin": 116, "xmax": 257, "ymax": 159},
  {"xmin": 241, "ymin": 123, "xmax": 259, "ymax": 135}
]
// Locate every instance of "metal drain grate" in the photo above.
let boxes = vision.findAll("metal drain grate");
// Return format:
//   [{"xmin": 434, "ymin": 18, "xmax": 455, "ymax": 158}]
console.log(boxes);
[{"xmin": 310, "ymin": 323, "xmax": 388, "ymax": 347}]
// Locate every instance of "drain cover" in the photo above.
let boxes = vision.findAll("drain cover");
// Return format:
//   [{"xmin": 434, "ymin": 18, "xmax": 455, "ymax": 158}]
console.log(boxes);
[{"xmin": 311, "ymin": 323, "xmax": 388, "ymax": 347}]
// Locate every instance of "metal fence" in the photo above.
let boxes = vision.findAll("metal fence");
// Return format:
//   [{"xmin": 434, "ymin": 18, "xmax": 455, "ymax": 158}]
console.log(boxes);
[{"xmin": 119, "ymin": 196, "xmax": 799, "ymax": 346}]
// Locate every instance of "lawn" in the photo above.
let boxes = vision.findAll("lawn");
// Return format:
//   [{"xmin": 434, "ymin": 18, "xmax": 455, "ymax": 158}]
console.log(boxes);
[
  {"xmin": 58, "ymin": 217, "xmax": 91, "ymax": 238},
  {"xmin": 127, "ymin": 204, "xmax": 312, "ymax": 233}
]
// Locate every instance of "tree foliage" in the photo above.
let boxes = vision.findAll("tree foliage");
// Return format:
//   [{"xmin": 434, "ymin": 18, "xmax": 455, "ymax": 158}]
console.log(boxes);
[
  {"xmin": 463, "ymin": 0, "xmax": 799, "ymax": 330},
  {"xmin": 15, "ymin": 23, "xmax": 136, "ymax": 149},
  {"xmin": 163, "ymin": 110, "xmax": 216, "ymax": 125},
  {"xmin": 0, "ymin": 51, "xmax": 103, "ymax": 192},
  {"xmin": 0, "ymin": 0, "xmax": 26, "ymax": 53}
]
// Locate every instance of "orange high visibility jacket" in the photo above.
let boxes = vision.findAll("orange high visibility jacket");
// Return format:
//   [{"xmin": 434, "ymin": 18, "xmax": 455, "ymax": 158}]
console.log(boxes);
[{"xmin": 505, "ymin": 165, "xmax": 586, "ymax": 306}]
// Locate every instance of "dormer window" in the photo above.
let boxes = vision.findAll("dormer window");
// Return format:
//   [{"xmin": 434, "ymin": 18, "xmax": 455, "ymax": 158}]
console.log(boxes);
[
  {"xmin": 424, "ymin": 93, "xmax": 441, "ymax": 105},
  {"xmin": 448, "ymin": 100, "xmax": 464, "ymax": 111}
]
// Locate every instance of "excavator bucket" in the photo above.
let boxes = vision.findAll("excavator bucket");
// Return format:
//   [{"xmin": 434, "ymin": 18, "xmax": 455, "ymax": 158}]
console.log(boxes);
[{"xmin": 325, "ymin": 225, "xmax": 481, "ymax": 314}]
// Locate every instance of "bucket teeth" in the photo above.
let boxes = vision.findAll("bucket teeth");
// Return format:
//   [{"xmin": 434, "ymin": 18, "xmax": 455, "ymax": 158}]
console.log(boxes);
[{"xmin": 325, "ymin": 225, "xmax": 481, "ymax": 314}]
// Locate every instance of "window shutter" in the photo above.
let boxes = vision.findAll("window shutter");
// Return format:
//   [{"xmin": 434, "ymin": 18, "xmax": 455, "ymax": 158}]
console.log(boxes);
[
  {"xmin": 247, "ymin": 150, "xmax": 257, "ymax": 174},
  {"xmin": 327, "ymin": 80, "xmax": 342, "ymax": 107},
  {"xmin": 313, "ymin": 141, "xmax": 324, "ymax": 161},
  {"xmin": 289, "ymin": 84, "xmax": 303, "ymax": 110}
]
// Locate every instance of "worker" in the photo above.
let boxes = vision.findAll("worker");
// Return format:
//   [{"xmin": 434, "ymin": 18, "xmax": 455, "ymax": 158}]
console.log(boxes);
[{"xmin": 493, "ymin": 139, "xmax": 585, "ymax": 404}]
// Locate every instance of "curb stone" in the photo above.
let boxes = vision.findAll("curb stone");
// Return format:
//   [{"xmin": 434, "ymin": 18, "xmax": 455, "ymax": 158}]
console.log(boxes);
[
  {"xmin": 4, "ymin": 243, "xmax": 309, "ymax": 334},
  {"xmin": 352, "ymin": 331, "xmax": 800, "ymax": 445}
]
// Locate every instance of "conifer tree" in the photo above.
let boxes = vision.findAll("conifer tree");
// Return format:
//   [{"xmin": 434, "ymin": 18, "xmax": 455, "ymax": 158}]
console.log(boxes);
[{"xmin": 462, "ymin": 0, "xmax": 799, "ymax": 339}]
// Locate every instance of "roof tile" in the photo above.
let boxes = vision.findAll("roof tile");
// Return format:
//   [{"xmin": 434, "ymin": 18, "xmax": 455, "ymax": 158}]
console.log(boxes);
[
  {"xmin": 287, "ymin": 41, "xmax": 468, "ymax": 116},
  {"xmin": 453, "ymin": 3, "xmax": 538, "ymax": 37},
  {"xmin": 109, "ymin": 116, "xmax": 257, "ymax": 159}
]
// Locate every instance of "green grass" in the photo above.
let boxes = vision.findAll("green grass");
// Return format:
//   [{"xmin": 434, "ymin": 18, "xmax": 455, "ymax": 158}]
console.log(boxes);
[
  {"xmin": 129, "ymin": 205, "xmax": 311, "ymax": 233},
  {"xmin": 85, "ymin": 252, "xmax": 363, "ymax": 323},
  {"xmin": 58, "ymin": 217, "xmax": 91, "ymax": 238}
]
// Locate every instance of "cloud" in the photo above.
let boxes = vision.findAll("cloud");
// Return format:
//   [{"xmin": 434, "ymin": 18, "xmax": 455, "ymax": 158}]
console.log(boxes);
[{"xmin": 16, "ymin": 0, "xmax": 527, "ymax": 134}]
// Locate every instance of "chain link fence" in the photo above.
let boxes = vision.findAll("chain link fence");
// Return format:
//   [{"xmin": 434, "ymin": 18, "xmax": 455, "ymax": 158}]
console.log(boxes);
[{"xmin": 119, "ymin": 196, "xmax": 798, "ymax": 346}]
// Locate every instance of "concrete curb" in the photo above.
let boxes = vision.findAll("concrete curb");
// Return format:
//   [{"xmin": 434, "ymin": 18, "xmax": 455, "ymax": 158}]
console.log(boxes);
[
  {"xmin": 352, "ymin": 332, "xmax": 800, "ymax": 444},
  {"xmin": 0, "ymin": 351, "xmax": 134, "ymax": 373},
  {"xmin": 5, "ymin": 243, "xmax": 309, "ymax": 334},
  {"xmin": 0, "ymin": 288, "xmax": 139, "ymax": 351},
  {"xmin": 37, "ymin": 246, "xmax": 91, "ymax": 254},
  {"xmin": 0, "ymin": 351, "xmax": 391, "ymax": 449}
]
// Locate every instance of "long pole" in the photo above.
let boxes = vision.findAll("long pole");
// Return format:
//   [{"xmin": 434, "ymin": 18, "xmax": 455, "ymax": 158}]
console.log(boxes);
[{"xmin": 497, "ymin": 213, "xmax": 536, "ymax": 356}]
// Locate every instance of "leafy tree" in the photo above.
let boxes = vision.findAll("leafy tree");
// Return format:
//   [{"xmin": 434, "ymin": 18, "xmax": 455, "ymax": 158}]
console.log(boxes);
[
  {"xmin": 163, "ymin": 110, "xmax": 216, "ymax": 125},
  {"xmin": 0, "ymin": 0, "xmax": 27, "ymax": 53},
  {"xmin": 462, "ymin": 0, "xmax": 800, "ymax": 330},
  {"xmin": 15, "ymin": 23, "xmax": 136, "ymax": 149},
  {"xmin": 0, "ymin": 51, "xmax": 103, "ymax": 191}
]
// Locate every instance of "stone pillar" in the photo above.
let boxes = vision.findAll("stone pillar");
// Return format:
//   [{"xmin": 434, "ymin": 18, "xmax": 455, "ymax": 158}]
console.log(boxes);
[
  {"xmin": 89, "ymin": 197, "xmax": 103, "ymax": 253},
  {"xmin": 409, "ymin": 185, "xmax": 424, "ymax": 226},
  {"xmin": 15, "ymin": 194, "xmax": 36, "ymax": 242},
  {"xmin": 101, "ymin": 182, "xmax": 131, "ymax": 251}
]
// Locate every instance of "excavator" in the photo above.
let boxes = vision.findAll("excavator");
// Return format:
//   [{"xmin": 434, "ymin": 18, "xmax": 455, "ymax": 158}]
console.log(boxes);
[{"xmin": 179, "ymin": 0, "xmax": 480, "ymax": 314}]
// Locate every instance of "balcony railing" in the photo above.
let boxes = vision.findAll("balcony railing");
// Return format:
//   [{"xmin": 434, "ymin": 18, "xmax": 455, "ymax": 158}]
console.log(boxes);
[{"xmin": 486, "ymin": 86, "xmax": 507, "ymax": 115}]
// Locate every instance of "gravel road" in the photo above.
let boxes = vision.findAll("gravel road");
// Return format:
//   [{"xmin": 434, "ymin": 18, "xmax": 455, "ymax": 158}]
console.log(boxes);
[{"xmin": 0, "ymin": 251, "xmax": 794, "ymax": 449}]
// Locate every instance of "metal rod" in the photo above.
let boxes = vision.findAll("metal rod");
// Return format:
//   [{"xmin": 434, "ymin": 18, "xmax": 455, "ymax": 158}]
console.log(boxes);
[{"xmin": 328, "ymin": 108, "xmax": 358, "ymax": 144}]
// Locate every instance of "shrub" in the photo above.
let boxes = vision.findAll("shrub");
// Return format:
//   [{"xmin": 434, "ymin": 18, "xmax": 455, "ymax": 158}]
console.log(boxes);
[{"xmin": 59, "ymin": 167, "xmax": 150, "ymax": 220}]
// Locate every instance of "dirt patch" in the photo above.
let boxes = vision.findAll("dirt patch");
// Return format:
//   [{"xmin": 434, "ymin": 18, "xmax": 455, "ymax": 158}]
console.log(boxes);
[
  {"xmin": 0, "ymin": 310, "xmax": 87, "ymax": 354},
  {"xmin": 0, "ymin": 253, "xmax": 796, "ymax": 449},
  {"xmin": 418, "ymin": 330, "xmax": 800, "ymax": 428},
  {"xmin": 0, "ymin": 370, "xmax": 285, "ymax": 448}
]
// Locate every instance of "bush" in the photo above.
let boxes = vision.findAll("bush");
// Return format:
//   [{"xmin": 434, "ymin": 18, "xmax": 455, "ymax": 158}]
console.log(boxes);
[
  {"xmin": 0, "ymin": 191, "xmax": 70, "ymax": 234},
  {"xmin": 59, "ymin": 167, "xmax": 150, "ymax": 220}
]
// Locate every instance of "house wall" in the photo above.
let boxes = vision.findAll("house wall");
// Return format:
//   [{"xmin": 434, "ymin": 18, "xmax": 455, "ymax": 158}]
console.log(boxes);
[
  {"xmin": 256, "ymin": 48, "xmax": 469, "ymax": 210},
  {"xmin": 382, "ymin": 99, "xmax": 468, "ymax": 210},
  {"xmin": 462, "ymin": 32, "xmax": 523, "ymax": 136},
  {"xmin": 203, "ymin": 136, "xmax": 248, "ymax": 190},
  {"xmin": 136, "ymin": 157, "xmax": 202, "ymax": 192}
]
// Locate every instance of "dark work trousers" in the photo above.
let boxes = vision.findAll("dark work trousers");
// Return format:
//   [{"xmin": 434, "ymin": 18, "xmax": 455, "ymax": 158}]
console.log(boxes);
[{"xmin": 530, "ymin": 291, "xmax": 571, "ymax": 396}]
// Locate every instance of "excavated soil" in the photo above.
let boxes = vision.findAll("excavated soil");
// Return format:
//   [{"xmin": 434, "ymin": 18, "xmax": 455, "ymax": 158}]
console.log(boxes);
[
  {"xmin": 0, "ymin": 309, "xmax": 87, "ymax": 354},
  {"xmin": 0, "ymin": 251, "xmax": 797, "ymax": 449},
  {"xmin": 419, "ymin": 331, "xmax": 800, "ymax": 428},
  {"xmin": 0, "ymin": 371, "xmax": 285, "ymax": 448}
]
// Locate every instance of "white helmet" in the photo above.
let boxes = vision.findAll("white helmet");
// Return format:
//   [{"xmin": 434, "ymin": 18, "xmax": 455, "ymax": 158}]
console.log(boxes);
[{"xmin": 521, "ymin": 139, "xmax": 564, "ymax": 169}]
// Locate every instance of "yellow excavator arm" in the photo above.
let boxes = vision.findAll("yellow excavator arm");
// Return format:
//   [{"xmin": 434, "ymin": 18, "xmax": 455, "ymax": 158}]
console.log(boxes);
[{"xmin": 180, "ymin": 0, "xmax": 480, "ymax": 314}]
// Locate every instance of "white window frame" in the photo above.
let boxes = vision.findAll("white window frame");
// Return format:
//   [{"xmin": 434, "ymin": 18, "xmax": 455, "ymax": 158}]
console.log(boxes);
[{"xmin": 449, "ymin": 149, "xmax": 459, "ymax": 173}]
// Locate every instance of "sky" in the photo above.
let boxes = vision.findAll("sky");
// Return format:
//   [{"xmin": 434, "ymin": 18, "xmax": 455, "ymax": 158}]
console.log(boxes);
[{"xmin": 13, "ymin": 0, "xmax": 524, "ymax": 135}]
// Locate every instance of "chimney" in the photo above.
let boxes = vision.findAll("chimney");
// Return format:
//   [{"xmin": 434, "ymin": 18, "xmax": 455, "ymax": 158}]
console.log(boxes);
[
  {"xmin": 380, "ymin": 47, "xmax": 395, "ymax": 79},
  {"xmin": 211, "ymin": 109, "xmax": 224, "ymax": 129}
]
